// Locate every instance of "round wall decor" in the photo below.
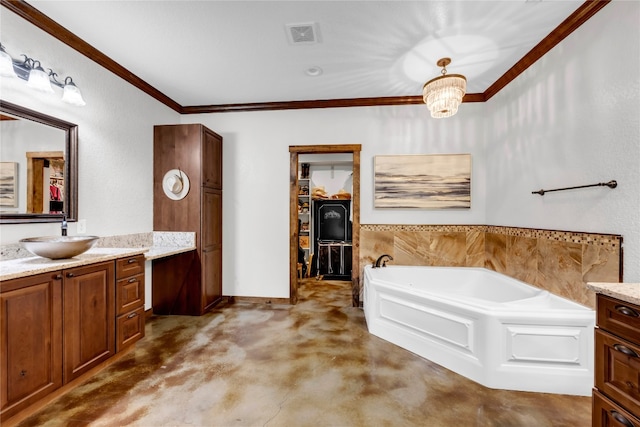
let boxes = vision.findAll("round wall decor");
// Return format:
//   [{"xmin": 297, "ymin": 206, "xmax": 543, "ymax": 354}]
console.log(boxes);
[{"xmin": 162, "ymin": 169, "xmax": 190, "ymax": 200}]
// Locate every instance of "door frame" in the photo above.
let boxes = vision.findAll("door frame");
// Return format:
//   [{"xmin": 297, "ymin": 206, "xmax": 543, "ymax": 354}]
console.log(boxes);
[{"xmin": 289, "ymin": 144, "xmax": 361, "ymax": 305}]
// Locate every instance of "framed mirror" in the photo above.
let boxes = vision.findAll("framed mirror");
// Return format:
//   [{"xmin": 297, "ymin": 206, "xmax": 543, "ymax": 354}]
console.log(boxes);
[{"xmin": 0, "ymin": 100, "xmax": 78, "ymax": 224}]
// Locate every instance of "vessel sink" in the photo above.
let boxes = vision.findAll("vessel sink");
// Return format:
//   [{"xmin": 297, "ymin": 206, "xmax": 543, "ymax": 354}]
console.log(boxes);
[{"xmin": 19, "ymin": 236, "xmax": 99, "ymax": 259}]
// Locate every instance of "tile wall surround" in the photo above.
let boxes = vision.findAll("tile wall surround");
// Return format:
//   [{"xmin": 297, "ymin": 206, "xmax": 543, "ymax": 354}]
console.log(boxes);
[{"xmin": 359, "ymin": 224, "xmax": 622, "ymax": 309}]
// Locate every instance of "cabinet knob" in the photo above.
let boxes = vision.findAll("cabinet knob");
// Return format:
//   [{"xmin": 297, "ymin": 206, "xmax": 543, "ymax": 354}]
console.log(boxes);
[
  {"xmin": 615, "ymin": 305, "xmax": 640, "ymax": 318},
  {"xmin": 610, "ymin": 410, "xmax": 635, "ymax": 427},
  {"xmin": 54, "ymin": 274, "xmax": 63, "ymax": 280},
  {"xmin": 66, "ymin": 272, "xmax": 75, "ymax": 278},
  {"xmin": 614, "ymin": 344, "xmax": 639, "ymax": 358}
]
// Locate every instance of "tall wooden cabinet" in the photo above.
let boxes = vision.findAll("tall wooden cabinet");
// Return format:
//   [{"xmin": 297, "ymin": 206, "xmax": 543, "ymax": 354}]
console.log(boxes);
[{"xmin": 153, "ymin": 124, "xmax": 223, "ymax": 315}]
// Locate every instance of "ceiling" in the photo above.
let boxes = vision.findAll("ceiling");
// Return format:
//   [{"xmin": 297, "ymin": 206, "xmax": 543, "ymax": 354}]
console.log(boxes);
[{"xmin": 7, "ymin": 1, "xmax": 607, "ymax": 111}]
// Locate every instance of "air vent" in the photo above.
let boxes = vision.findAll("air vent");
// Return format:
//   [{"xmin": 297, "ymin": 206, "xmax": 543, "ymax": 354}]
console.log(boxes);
[{"xmin": 286, "ymin": 22, "xmax": 320, "ymax": 44}]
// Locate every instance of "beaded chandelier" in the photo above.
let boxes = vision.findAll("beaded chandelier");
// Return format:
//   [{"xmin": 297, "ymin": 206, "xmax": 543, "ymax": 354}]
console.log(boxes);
[{"xmin": 422, "ymin": 58, "xmax": 466, "ymax": 118}]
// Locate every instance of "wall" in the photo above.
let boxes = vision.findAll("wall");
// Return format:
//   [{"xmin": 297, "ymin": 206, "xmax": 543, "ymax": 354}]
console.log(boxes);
[
  {"xmin": 484, "ymin": 1, "xmax": 639, "ymax": 278},
  {"xmin": 0, "ymin": 8, "xmax": 178, "ymax": 243},
  {"xmin": 183, "ymin": 102, "xmax": 488, "ymax": 298},
  {"xmin": 188, "ymin": 1, "xmax": 638, "ymax": 299},
  {"xmin": 1, "ymin": 2, "xmax": 637, "ymax": 305}
]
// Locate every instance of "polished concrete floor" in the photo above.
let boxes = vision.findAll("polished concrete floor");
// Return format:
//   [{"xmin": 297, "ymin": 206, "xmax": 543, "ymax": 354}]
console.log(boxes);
[{"xmin": 15, "ymin": 279, "xmax": 591, "ymax": 427}]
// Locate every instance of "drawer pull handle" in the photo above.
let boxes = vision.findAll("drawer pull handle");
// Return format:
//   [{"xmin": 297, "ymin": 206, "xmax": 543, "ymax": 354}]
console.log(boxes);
[
  {"xmin": 128, "ymin": 278, "xmax": 136, "ymax": 283},
  {"xmin": 614, "ymin": 344, "xmax": 639, "ymax": 358},
  {"xmin": 127, "ymin": 312, "xmax": 138, "ymax": 319},
  {"xmin": 127, "ymin": 259, "xmax": 136, "ymax": 264},
  {"xmin": 610, "ymin": 410, "xmax": 634, "ymax": 427},
  {"xmin": 615, "ymin": 305, "xmax": 640, "ymax": 318}
]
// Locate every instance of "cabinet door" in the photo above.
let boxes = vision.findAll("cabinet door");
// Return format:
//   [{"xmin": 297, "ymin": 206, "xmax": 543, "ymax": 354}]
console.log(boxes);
[
  {"xmin": 0, "ymin": 273, "xmax": 62, "ymax": 419},
  {"xmin": 596, "ymin": 329, "xmax": 640, "ymax": 416},
  {"xmin": 63, "ymin": 261, "xmax": 115, "ymax": 383},
  {"xmin": 202, "ymin": 247, "xmax": 222, "ymax": 311},
  {"xmin": 116, "ymin": 273, "xmax": 144, "ymax": 316},
  {"xmin": 593, "ymin": 389, "xmax": 640, "ymax": 427},
  {"xmin": 202, "ymin": 188, "xmax": 222, "ymax": 311},
  {"xmin": 116, "ymin": 306, "xmax": 145, "ymax": 353},
  {"xmin": 202, "ymin": 128, "xmax": 222, "ymax": 189}
]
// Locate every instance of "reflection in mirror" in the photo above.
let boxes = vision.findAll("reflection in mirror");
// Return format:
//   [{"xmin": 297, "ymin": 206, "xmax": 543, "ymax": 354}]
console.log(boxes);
[{"xmin": 0, "ymin": 100, "xmax": 77, "ymax": 223}]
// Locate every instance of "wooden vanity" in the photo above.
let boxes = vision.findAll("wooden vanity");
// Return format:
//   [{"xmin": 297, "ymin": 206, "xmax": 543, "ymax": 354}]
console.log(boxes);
[
  {"xmin": 0, "ymin": 249, "xmax": 146, "ymax": 422},
  {"xmin": 588, "ymin": 282, "xmax": 640, "ymax": 427}
]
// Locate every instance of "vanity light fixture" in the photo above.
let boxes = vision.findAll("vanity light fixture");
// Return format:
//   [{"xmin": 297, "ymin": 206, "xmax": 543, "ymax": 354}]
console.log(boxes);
[
  {"xmin": 422, "ymin": 57, "xmax": 466, "ymax": 118},
  {"xmin": 0, "ymin": 43, "xmax": 86, "ymax": 106}
]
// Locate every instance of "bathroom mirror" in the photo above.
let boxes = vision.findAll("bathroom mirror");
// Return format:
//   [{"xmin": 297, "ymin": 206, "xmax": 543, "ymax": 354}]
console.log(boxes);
[{"xmin": 0, "ymin": 100, "xmax": 78, "ymax": 223}]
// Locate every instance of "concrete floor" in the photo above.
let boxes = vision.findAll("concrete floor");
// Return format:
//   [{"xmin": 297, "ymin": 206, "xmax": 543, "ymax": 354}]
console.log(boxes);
[{"xmin": 15, "ymin": 279, "xmax": 592, "ymax": 427}]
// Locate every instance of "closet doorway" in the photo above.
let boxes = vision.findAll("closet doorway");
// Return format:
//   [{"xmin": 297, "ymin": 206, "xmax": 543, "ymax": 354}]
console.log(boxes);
[{"xmin": 289, "ymin": 144, "xmax": 361, "ymax": 306}]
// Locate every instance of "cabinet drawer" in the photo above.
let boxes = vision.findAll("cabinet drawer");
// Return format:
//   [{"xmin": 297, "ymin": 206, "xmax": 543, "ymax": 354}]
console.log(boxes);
[
  {"xmin": 594, "ymin": 389, "xmax": 640, "ymax": 427},
  {"xmin": 116, "ymin": 306, "xmax": 145, "ymax": 352},
  {"xmin": 116, "ymin": 273, "xmax": 144, "ymax": 316},
  {"xmin": 598, "ymin": 295, "xmax": 640, "ymax": 344},
  {"xmin": 116, "ymin": 255, "xmax": 145, "ymax": 279},
  {"xmin": 596, "ymin": 329, "xmax": 640, "ymax": 416}
]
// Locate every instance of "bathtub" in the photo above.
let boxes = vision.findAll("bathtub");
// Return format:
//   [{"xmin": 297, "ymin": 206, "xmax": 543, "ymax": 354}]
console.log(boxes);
[{"xmin": 363, "ymin": 265, "xmax": 595, "ymax": 396}]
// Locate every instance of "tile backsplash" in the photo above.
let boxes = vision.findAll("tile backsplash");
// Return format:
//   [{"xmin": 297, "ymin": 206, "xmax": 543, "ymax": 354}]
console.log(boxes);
[{"xmin": 359, "ymin": 225, "xmax": 621, "ymax": 309}]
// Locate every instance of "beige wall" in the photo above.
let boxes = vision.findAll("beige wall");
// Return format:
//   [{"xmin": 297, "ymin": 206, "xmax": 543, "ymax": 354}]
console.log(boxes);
[{"xmin": 359, "ymin": 225, "xmax": 621, "ymax": 309}]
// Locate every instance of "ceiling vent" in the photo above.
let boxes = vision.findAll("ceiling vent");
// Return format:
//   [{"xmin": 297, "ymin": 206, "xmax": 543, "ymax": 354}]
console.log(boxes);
[{"xmin": 286, "ymin": 22, "xmax": 320, "ymax": 44}]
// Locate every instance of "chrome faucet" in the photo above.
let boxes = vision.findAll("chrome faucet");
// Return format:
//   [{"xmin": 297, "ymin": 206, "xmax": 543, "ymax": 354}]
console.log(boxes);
[
  {"xmin": 374, "ymin": 254, "xmax": 393, "ymax": 268},
  {"xmin": 61, "ymin": 213, "xmax": 68, "ymax": 236}
]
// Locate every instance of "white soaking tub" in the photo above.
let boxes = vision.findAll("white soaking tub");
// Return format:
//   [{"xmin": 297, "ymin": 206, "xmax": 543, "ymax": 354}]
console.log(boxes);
[{"xmin": 363, "ymin": 265, "xmax": 595, "ymax": 396}]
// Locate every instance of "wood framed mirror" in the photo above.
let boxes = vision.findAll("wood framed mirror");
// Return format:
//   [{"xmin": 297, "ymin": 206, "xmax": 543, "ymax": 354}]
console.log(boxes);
[{"xmin": 0, "ymin": 100, "xmax": 78, "ymax": 224}]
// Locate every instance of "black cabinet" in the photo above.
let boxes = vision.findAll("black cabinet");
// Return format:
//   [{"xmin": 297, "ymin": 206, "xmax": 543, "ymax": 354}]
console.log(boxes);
[
  {"xmin": 313, "ymin": 199, "xmax": 352, "ymax": 280},
  {"xmin": 318, "ymin": 242, "xmax": 352, "ymax": 280}
]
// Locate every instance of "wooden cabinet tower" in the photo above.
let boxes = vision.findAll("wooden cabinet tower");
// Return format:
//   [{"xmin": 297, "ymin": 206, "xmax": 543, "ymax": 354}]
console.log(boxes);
[{"xmin": 153, "ymin": 124, "xmax": 223, "ymax": 315}]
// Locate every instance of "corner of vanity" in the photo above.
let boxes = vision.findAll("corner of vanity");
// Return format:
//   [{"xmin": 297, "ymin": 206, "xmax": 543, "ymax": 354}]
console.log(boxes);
[{"xmin": 587, "ymin": 281, "xmax": 640, "ymax": 427}]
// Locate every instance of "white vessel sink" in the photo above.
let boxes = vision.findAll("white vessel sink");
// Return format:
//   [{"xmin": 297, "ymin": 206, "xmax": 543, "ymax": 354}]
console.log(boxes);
[{"xmin": 20, "ymin": 236, "xmax": 99, "ymax": 259}]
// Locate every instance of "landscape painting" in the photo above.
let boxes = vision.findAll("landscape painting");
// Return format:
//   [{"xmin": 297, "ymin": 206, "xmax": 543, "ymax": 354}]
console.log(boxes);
[
  {"xmin": 374, "ymin": 154, "xmax": 471, "ymax": 209},
  {"xmin": 0, "ymin": 162, "xmax": 18, "ymax": 208}
]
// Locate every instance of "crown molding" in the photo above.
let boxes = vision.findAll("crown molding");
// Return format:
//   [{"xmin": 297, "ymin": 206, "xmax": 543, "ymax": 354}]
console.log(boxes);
[{"xmin": 1, "ymin": 0, "xmax": 609, "ymax": 114}]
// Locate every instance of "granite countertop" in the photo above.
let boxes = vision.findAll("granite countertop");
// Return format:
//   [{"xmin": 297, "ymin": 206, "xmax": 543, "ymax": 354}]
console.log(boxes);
[
  {"xmin": 0, "ymin": 245, "xmax": 197, "ymax": 281},
  {"xmin": 0, "ymin": 231, "xmax": 196, "ymax": 282},
  {"xmin": 144, "ymin": 245, "xmax": 195, "ymax": 260},
  {"xmin": 0, "ymin": 247, "xmax": 147, "ymax": 281},
  {"xmin": 587, "ymin": 282, "xmax": 640, "ymax": 306}
]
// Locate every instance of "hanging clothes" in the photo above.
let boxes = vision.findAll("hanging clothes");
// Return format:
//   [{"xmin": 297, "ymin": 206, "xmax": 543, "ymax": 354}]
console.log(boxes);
[{"xmin": 50, "ymin": 184, "xmax": 61, "ymax": 201}]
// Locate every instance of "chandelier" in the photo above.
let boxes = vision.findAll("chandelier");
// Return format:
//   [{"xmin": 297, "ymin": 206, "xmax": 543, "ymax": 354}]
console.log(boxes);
[{"xmin": 422, "ymin": 58, "xmax": 466, "ymax": 118}]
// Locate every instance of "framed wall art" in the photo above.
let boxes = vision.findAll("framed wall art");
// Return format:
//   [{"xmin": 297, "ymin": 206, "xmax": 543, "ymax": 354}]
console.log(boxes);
[
  {"xmin": 0, "ymin": 162, "xmax": 18, "ymax": 208},
  {"xmin": 374, "ymin": 154, "xmax": 471, "ymax": 209}
]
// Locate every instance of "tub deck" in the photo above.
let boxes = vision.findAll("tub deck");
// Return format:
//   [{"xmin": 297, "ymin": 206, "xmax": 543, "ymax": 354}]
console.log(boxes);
[{"xmin": 363, "ymin": 265, "xmax": 595, "ymax": 396}]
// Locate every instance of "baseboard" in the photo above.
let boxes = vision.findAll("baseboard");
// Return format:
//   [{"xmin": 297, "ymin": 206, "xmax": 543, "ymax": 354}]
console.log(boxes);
[{"xmin": 228, "ymin": 296, "xmax": 290, "ymax": 305}]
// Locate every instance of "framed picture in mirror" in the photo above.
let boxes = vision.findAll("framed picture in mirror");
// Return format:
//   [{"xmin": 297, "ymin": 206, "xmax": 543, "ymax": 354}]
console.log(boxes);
[{"xmin": 0, "ymin": 162, "xmax": 18, "ymax": 208}]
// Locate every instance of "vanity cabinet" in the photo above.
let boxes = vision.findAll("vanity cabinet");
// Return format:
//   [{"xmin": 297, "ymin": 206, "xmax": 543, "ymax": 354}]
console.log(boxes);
[
  {"xmin": 63, "ymin": 261, "xmax": 115, "ymax": 383},
  {"xmin": 0, "ymin": 253, "xmax": 145, "ymax": 421},
  {"xmin": 115, "ymin": 255, "xmax": 145, "ymax": 352},
  {"xmin": 0, "ymin": 272, "xmax": 63, "ymax": 419},
  {"xmin": 593, "ymin": 294, "xmax": 640, "ymax": 427},
  {"xmin": 153, "ymin": 124, "xmax": 223, "ymax": 315}
]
